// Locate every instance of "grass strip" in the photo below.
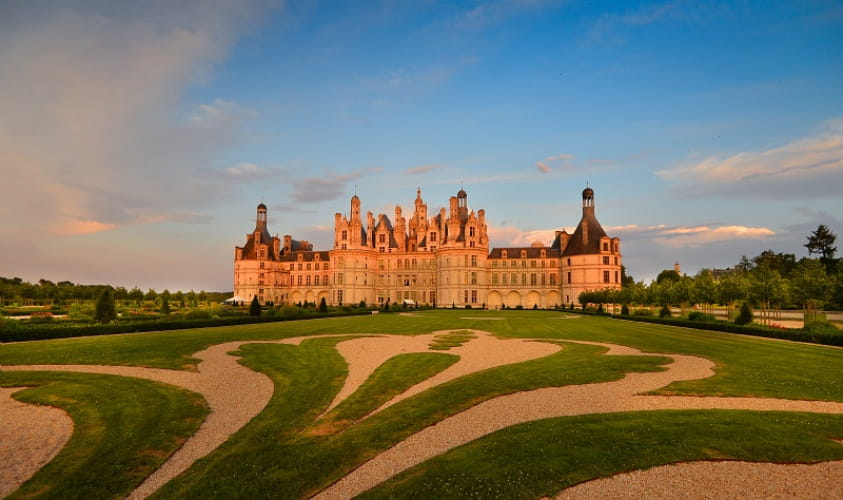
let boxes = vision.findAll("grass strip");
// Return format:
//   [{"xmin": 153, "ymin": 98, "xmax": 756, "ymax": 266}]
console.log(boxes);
[
  {"xmin": 1, "ymin": 371, "xmax": 207, "ymax": 500},
  {"xmin": 320, "ymin": 352, "xmax": 459, "ymax": 429},
  {"xmin": 363, "ymin": 410, "xmax": 843, "ymax": 500},
  {"xmin": 428, "ymin": 330, "xmax": 476, "ymax": 350}
]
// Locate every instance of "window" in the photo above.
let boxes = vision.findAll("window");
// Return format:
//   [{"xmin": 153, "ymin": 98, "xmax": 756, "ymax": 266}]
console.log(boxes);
[
  {"xmin": 530, "ymin": 273, "xmax": 537, "ymax": 285},
  {"xmin": 337, "ymin": 273, "xmax": 343, "ymax": 285},
  {"xmin": 511, "ymin": 273, "xmax": 517, "ymax": 285},
  {"xmin": 323, "ymin": 274, "xmax": 328, "ymax": 284},
  {"xmin": 492, "ymin": 273, "xmax": 498, "ymax": 285},
  {"xmin": 521, "ymin": 260, "xmax": 527, "ymax": 268},
  {"xmin": 541, "ymin": 273, "xmax": 546, "ymax": 285},
  {"xmin": 306, "ymin": 275, "xmax": 311, "ymax": 286},
  {"xmin": 511, "ymin": 261, "xmax": 517, "ymax": 268},
  {"xmin": 615, "ymin": 257, "xmax": 619, "ymax": 265},
  {"xmin": 342, "ymin": 230, "xmax": 348, "ymax": 240},
  {"xmin": 430, "ymin": 232, "xmax": 436, "ymax": 241},
  {"xmin": 464, "ymin": 290, "xmax": 469, "ymax": 303},
  {"xmin": 297, "ymin": 263, "xmax": 303, "ymax": 271},
  {"xmin": 521, "ymin": 250, "xmax": 527, "ymax": 258},
  {"xmin": 531, "ymin": 260, "xmax": 536, "ymax": 268},
  {"xmin": 379, "ymin": 234, "xmax": 386, "ymax": 244},
  {"xmin": 314, "ymin": 275, "xmax": 319, "ymax": 286},
  {"xmin": 567, "ymin": 272, "xmax": 571, "ymax": 284},
  {"xmin": 259, "ymin": 262, "xmax": 264, "ymax": 269},
  {"xmin": 337, "ymin": 290, "xmax": 343, "ymax": 304},
  {"xmin": 297, "ymin": 276, "xmax": 302, "ymax": 286},
  {"xmin": 615, "ymin": 271, "xmax": 619, "ymax": 283},
  {"xmin": 469, "ymin": 226, "xmax": 475, "ymax": 237},
  {"xmin": 492, "ymin": 261, "xmax": 498, "ymax": 268},
  {"xmin": 471, "ymin": 290, "xmax": 477, "ymax": 303},
  {"xmin": 306, "ymin": 263, "xmax": 311, "ymax": 270},
  {"xmin": 602, "ymin": 242, "xmax": 608, "ymax": 251},
  {"xmin": 471, "ymin": 272, "xmax": 477, "ymax": 285},
  {"xmin": 471, "ymin": 255, "xmax": 477, "ymax": 267},
  {"xmin": 603, "ymin": 271, "xmax": 610, "ymax": 283},
  {"xmin": 502, "ymin": 250, "xmax": 508, "ymax": 258},
  {"xmin": 603, "ymin": 256, "xmax": 610, "ymax": 265},
  {"xmin": 521, "ymin": 273, "xmax": 527, "ymax": 285},
  {"xmin": 550, "ymin": 273, "xmax": 556, "ymax": 285}
]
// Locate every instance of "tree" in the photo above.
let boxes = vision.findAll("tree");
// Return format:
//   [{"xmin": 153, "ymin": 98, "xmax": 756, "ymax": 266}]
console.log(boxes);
[
  {"xmin": 249, "ymin": 296, "xmax": 261, "ymax": 317},
  {"xmin": 319, "ymin": 297, "xmax": 328, "ymax": 313},
  {"xmin": 160, "ymin": 296, "xmax": 171, "ymax": 315},
  {"xmin": 94, "ymin": 288, "xmax": 117, "ymax": 323},
  {"xmin": 748, "ymin": 266, "xmax": 787, "ymax": 326},
  {"xmin": 656, "ymin": 269, "xmax": 680, "ymax": 284},
  {"xmin": 805, "ymin": 224, "xmax": 837, "ymax": 262},
  {"xmin": 735, "ymin": 302, "xmax": 753, "ymax": 325},
  {"xmin": 790, "ymin": 259, "xmax": 830, "ymax": 311}
]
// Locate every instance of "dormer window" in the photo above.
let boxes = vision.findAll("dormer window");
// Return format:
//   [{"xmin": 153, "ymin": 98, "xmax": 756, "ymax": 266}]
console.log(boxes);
[{"xmin": 342, "ymin": 230, "xmax": 348, "ymax": 240}]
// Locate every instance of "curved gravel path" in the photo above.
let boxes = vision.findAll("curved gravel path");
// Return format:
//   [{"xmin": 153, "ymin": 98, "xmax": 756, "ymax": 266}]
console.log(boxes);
[
  {"xmin": 0, "ymin": 387, "xmax": 74, "ymax": 498},
  {"xmin": 313, "ymin": 341, "xmax": 843, "ymax": 500},
  {"xmin": 552, "ymin": 459, "xmax": 843, "ymax": 499},
  {"xmin": 2, "ymin": 333, "xmax": 842, "ymax": 500}
]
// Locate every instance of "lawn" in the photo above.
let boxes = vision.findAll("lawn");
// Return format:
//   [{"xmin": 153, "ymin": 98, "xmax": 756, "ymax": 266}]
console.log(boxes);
[{"xmin": 1, "ymin": 310, "xmax": 841, "ymax": 499}]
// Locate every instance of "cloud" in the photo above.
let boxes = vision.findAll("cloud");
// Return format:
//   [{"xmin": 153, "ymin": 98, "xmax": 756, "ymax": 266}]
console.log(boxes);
[
  {"xmin": 404, "ymin": 164, "xmax": 445, "ymax": 175},
  {"xmin": 222, "ymin": 162, "xmax": 276, "ymax": 179},
  {"xmin": 536, "ymin": 153, "xmax": 575, "ymax": 173},
  {"xmin": 289, "ymin": 168, "xmax": 382, "ymax": 203},
  {"xmin": 607, "ymin": 223, "xmax": 775, "ymax": 248},
  {"xmin": 0, "ymin": 2, "xmax": 270, "ymax": 239},
  {"xmin": 656, "ymin": 119, "xmax": 843, "ymax": 199},
  {"xmin": 582, "ymin": 1, "xmax": 717, "ymax": 47}
]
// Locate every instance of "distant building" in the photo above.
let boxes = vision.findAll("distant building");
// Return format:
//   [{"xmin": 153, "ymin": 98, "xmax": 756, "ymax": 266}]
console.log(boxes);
[{"xmin": 234, "ymin": 187, "xmax": 622, "ymax": 307}]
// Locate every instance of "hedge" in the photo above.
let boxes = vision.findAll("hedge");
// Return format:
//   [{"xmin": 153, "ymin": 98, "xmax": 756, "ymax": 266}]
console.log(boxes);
[
  {"xmin": 0, "ymin": 310, "xmax": 371, "ymax": 343},
  {"xmin": 615, "ymin": 314, "xmax": 843, "ymax": 347}
]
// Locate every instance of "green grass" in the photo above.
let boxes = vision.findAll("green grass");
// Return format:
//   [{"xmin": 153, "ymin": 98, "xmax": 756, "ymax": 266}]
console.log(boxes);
[
  {"xmin": 1, "ymin": 310, "xmax": 841, "ymax": 499},
  {"xmin": 428, "ymin": 330, "xmax": 476, "ymax": 350},
  {"xmin": 362, "ymin": 410, "xmax": 843, "ymax": 500},
  {"xmin": 321, "ymin": 352, "xmax": 459, "ymax": 428},
  {"xmin": 0, "ymin": 372, "xmax": 207, "ymax": 500}
]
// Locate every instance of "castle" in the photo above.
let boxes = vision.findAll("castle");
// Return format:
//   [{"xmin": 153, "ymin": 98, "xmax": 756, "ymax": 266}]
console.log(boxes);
[{"xmin": 233, "ymin": 187, "xmax": 621, "ymax": 308}]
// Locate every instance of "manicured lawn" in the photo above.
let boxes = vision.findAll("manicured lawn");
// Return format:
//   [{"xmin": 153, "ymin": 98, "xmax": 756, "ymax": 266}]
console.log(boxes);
[
  {"xmin": 1, "ymin": 372, "xmax": 206, "ymax": 500},
  {"xmin": 1, "ymin": 310, "xmax": 841, "ymax": 499}
]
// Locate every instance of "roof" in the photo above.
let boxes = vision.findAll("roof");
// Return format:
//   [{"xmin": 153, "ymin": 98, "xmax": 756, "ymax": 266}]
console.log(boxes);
[
  {"xmin": 488, "ymin": 247, "xmax": 561, "ymax": 259},
  {"xmin": 562, "ymin": 211, "xmax": 609, "ymax": 256},
  {"xmin": 239, "ymin": 228, "xmax": 278, "ymax": 260},
  {"xmin": 279, "ymin": 250, "xmax": 331, "ymax": 262}
]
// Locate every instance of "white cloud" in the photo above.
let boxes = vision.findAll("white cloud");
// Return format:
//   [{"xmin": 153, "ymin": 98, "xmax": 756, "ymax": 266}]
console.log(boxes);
[
  {"xmin": 536, "ymin": 153, "xmax": 575, "ymax": 173},
  {"xmin": 608, "ymin": 223, "xmax": 775, "ymax": 248},
  {"xmin": 405, "ymin": 164, "xmax": 445, "ymax": 175},
  {"xmin": 656, "ymin": 119, "xmax": 843, "ymax": 199}
]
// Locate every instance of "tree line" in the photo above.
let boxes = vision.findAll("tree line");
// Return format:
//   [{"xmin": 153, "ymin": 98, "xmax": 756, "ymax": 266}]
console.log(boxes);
[
  {"xmin": 581, "ymin": 225, "xmax": 842, "ymax": 313},
  {"xmin": 0, "ymin": 278, "xmax": 229, "ymax": 307}
]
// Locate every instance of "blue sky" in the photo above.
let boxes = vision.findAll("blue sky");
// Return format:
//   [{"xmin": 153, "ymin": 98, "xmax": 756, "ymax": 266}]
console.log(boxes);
[{"xmin": 1, "ymin": 0, "xmax": 841, "ymax": 291}]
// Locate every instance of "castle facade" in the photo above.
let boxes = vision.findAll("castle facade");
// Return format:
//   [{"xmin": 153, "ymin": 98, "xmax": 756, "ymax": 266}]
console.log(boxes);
[{"xmin": 234, "ymin": 187, "xmax": 621, "ymax": 308}]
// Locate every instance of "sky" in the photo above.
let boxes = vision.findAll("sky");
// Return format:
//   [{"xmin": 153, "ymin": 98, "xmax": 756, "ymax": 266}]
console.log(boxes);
[{"xmin": 1, "ymin": 0, "xmax": 841, "ymax": 292}]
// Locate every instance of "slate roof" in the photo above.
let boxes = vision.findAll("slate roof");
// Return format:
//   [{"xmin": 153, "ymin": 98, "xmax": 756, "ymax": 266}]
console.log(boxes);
[
  {"xmin": 488, "ymin": 247, "xmax": 561, "ymax": 259},
  {"xmin": 562, "ymin": 211, "xmax": 609, "ymax": 256}
]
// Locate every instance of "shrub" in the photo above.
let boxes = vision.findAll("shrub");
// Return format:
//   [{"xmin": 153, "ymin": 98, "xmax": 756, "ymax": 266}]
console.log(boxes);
[
  {"xmin": 633, "ymin": 308, "xmax": 653, "ymax": 316},
  {"xmin": 319, "ymin": 298, "xmax": 328, "ymax": 313},
  {"xmin": 803, "ymin": 320, "xmax": 839, "ymax": 333},
  {"xmin": 597, "ymin": 304, "xmax": 604, "ymax": 313},
  {"xmin": 249, "ymin": 296, "xmax": 261, "ymax": 317},
  {"xmin": 621, "ymin": 304, "xmax": 630, "ymax": 316},
  {"xmin": 659, "ymin": 305, "xmax": 671, "ymax": 318},
  {"xmin": 735, "ymin": 302, "xmax": 753, "ymax": 325},
  {"xmin": 688, "ymin": 311, "xmax": 716, "ymax": 322},
  {"xmin": 94, "ymin": 288, "xmax": 117, "ymax": 323}
]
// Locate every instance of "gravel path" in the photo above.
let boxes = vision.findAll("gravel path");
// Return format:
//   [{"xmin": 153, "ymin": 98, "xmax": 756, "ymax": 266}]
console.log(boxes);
[
  {"xmin": 552, "ymin": 459, "xmax": 843, "ymax": 499},
  {"xmin": 0, "ymin": 387, "xmax": 73, "ymax": 498},
  {"xmin": 2, "ymin": 333, "xmax": 841, "ymax": 500},
  {"xmin": 313, "ymin": 341, "xmax": 843, "ymax": 500}
]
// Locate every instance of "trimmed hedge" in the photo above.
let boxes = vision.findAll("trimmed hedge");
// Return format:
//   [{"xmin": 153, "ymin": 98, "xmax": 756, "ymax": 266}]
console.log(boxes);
[
  {"xmin": 0, "ymin": 310, "xmax": 371, "ymax": 343},
  {"xmin": 615, "ymin": 314, "xmax": 843, "ymax": 347}
]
